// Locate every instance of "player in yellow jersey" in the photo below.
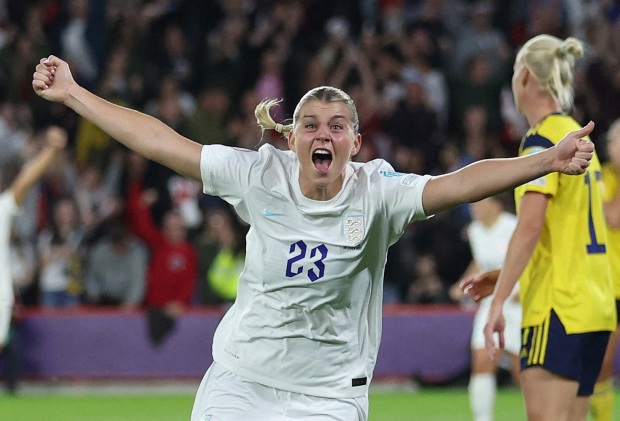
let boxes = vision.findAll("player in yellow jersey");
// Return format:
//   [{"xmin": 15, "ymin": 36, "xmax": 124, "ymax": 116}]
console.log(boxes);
[
  {"xmin": 589, "ymin": 119, "xmax": 620, "ymax": 421},
  {"xmin": 461, "ymin": 35, "xmax": 615, "ymax": 421}
]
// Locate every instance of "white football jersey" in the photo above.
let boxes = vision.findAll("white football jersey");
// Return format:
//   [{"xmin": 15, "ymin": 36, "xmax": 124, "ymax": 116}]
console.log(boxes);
[
  {"xmin": 467, "ymin": 212, "xmax": 517, "ymax": 271},
  {"xmin": 0, "ymin": 191, "xmax": 18, "ymax": 345},
  {"xmin": 200, "ymin": 144, "xmax": 431, "ymax": 398}
]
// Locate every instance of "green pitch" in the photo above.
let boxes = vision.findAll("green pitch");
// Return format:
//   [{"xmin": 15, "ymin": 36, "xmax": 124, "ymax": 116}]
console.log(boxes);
[
  {"xmin": 0, "ymin": 387, "xmax": 527, "ymax": 421},
  {"xmin": 0, "ymin": 387, "xmax": 618, "ymax": 420}
]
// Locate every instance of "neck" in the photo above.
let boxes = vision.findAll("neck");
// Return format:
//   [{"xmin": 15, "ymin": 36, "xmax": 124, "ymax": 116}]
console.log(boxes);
[
  {"xmin": 523, "ymin": 96, "xmax": 563, "ymax": 127},
  {"xmin": 481, "ymin": 213, "xmax": 500, "ymax": 229}
]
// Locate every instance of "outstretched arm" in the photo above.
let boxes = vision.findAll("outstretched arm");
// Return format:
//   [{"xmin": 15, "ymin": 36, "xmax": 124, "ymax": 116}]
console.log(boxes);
[
  {"xmin": 32, "ymin": 55, "xmax": 202, "ymax": 181},
  {"xmin": 421, "ymin": 122, "xmax": 594, "ymax": 215},
  {"xmin": 11, "ymin": 126, "xmax": 67, "ymax": 206}
]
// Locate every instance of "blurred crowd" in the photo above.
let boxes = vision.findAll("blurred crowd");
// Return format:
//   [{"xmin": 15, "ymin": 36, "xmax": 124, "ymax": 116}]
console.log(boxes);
[{"xmin": 0, "ymin": 0, "xmax": 619, "ymax": 311}]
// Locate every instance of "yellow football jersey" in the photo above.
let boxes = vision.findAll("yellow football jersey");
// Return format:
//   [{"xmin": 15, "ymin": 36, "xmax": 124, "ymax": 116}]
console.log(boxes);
[
  {"xmin": 601, "ymin": 161, "xmax": 620, "ymax": 298},
  {"xmin": 515, "ymin": 114, "xmax": 616, "ymax": 334}
]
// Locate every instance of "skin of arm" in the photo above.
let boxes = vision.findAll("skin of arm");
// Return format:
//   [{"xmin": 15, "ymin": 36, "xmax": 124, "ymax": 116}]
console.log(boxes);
[
  {"xmin": 32, "ymin": 56, "xmax": 202, "ymax": 181},
  {"xmin": 11, "ymin": 126, "xmax": 67, "ymax": 206},
  {"xmin": 421, "ymin": 122, "xmax": 594, "ymax": 215},
  {"xmin": 483, "ymin": 192, "xmax": 548, "ymax": 358}
]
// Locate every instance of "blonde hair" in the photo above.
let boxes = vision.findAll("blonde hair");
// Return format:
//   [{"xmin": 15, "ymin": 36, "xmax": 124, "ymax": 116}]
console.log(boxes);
[
  {"xmin": 608, "ymin": 119, "xmax": 620, "ymax": 144},
  {"xmin": 516, "ymin": 35, "xmax": 584, "ymax": 112},
  {"xmin": 254, "ymin": 86, "xmax": 359, "ymax": 142}
]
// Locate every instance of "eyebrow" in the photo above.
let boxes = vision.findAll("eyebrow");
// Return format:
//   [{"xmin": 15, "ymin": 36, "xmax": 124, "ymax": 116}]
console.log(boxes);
[{"xmin": 300, "ymin": 114, "xmax": 348, "ymax": 121}]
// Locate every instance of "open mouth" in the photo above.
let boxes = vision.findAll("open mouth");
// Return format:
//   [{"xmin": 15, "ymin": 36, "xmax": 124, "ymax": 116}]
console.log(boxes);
[{"xmin": 312, "ymin": 149, "xmax": 332, "ymax": 173}]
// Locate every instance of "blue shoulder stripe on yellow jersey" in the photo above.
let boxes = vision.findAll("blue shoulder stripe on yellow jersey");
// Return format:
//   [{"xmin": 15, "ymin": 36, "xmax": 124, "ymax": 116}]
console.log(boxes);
[{"xmin": 522, "ymin": 134, "xmax": 554, "ymax": 151}]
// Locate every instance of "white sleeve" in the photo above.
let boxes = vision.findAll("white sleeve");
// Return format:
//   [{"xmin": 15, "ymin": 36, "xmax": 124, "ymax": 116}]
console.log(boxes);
[
  {"xmin": 372, "ymin": 165, "xmax": 432, "ymax": 242},
  {"xmin": 199, "ymin": 145, "xmax": 263, "ymax": 207}
]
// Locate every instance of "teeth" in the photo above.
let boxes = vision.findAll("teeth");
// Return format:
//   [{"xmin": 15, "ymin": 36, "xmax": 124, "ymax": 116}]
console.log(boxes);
[{"xmin": 314, "ymin": 150, "xmax": 330, "ymax": 155}]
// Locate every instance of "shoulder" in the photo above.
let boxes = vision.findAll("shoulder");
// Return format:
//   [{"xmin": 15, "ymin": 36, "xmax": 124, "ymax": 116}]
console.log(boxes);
[
  {"xmin": 499, "ymin": 212, "xmax": 518, "ymax": 229},
  {"xmin": 0, "ymin": 189, "xmax": 15, "ymax": 209},
  {"xmin": 257, "ymin": 143, "xmax": 296, "ymax": 166},
  {"xmin": 467, "ymin": 220, "xmax": 483, "ymax": 236},
  {"xmin": 522, "ymin": 114, "xmax": 581, "ymax": 153},
  {"xmin": 351, "ymin": 158, "xmax": 395, "ymax": 176},
  {"xmin": 351, "ymin": 159, "xmax": 427, "ymax": 191}
]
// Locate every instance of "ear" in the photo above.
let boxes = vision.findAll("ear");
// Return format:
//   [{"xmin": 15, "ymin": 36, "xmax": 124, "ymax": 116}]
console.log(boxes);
[
  {"xmin": 519, "ymin": 66, "xmax": 531, "ymax": 87},
  {"xmin": 351, "ymin": 134, "xmax": 362, "ymax": 157},
  {"xmin": 288, "ymin": 131, "xmax": 295, "ymax": 152}
]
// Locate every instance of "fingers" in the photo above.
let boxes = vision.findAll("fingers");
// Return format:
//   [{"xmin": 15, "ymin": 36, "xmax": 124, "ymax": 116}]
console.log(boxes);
[
  {"xmin": 32, "ymin": 65, "xmax": 54, "ymax": 92},
  {"xmin": 566, "ymin": 153, "xmax": 593, "ymax": 175},
  {"xmin": 484, "ymin": 325, "xmax": 496, "ymax": 361},
  {"xmin": 32, "ymin": 56, "xmax": 60, "ymax": 93},
  {"xmin": 576, "ymin": 139, "xmax": 594, "ymax": 153},
  {"xmin": 459, "ymin": 277, "xmax": 479, "ymax": 301},
  {"xmin": 497, "ymin": 331, "xmax": 505, "ymax": 350},
  {"xmin": 43, "ymin": 55, "xmax": 61, "ymax": 66},
  {"xmin": 463, "ymin": 284, "xmax": 482, "ymax": 301},
  {"xmin": 459, "ymin": 278, "xmax": 472, "ymax": 291}
]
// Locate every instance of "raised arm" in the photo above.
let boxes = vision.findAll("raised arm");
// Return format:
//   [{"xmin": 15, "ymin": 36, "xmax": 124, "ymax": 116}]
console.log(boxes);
[
  {"xmin": 32, "ymin": 55, "xmax": 203, "ymax": 181},
  {"xmin": 11, "ymin": 126, "xmax": 67, "ymax": 206},
  {"xmin": 421, "ymin": 122, "xmax": 595, "ymax": 215}
]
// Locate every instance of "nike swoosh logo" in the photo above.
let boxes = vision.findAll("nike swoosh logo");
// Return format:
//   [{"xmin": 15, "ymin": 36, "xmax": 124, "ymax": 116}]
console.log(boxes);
[{"xmin": 262, "ymin": 209, "xmax": 284, "ymax": 217}]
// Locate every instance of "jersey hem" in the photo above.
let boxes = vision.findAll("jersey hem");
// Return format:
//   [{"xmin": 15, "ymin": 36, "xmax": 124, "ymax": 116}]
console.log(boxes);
[{"xmin": 213, "ymin": 354, "xmax": 370, "ymax": 399}]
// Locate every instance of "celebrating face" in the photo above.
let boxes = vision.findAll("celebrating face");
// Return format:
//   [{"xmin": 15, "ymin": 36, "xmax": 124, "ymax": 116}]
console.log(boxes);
[{"xmin": 289, "ymin": 99, "xmax": 361, "ymax": 201}]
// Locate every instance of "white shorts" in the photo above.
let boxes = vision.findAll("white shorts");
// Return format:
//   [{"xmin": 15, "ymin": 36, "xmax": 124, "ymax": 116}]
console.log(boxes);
[
  {"xmin": 471, "ymin": 295, "xmax": 522, "ymax": 356},
  {"xmin": 191, "ymin": 362, "xmax": 369, "ymax": 421}
]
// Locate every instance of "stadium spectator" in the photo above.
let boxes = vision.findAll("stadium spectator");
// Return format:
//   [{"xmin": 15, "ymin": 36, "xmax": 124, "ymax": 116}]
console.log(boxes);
[
  {"xmin": 125, "ymin": 164, "xmax": 197, "ymax": 311},
  {"xmin": 74, "ymin": 155, "xmax": 123, "ymax": 244},
  {"xmin": 85, "ymin": 218, "xmax": 147, "ymax": 309},
  {"xmin": 194, "ymin": 205, "xmax": 247, "ymax": 306},
  {"xmin": 450, "ymin": 0, "xmax": 512, "ymax": 80},
  {"xmin": 408, "ymin": 253, "xmax": 451, "ymax": 304},
  {"xmin": 37, "ymin": 195, "xmax": 85, "ymax": 307},
  {"xmin": 33, "ymin": 53, "xmax": 597, "ymax": 419}
]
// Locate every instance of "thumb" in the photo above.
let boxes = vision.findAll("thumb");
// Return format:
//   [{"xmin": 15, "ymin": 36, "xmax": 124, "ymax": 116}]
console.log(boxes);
[{"xmin": 572, "ymin": 121, "xmax": 595, "ymax": 140}]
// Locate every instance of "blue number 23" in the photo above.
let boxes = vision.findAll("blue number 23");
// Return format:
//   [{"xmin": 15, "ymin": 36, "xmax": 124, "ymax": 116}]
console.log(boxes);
[{"xmin": 286, "ymin": 241, "xmax": 328, "ymax": 281}]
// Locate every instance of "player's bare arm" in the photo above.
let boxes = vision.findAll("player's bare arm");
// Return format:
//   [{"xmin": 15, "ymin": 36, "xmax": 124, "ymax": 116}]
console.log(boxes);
[
  {"xmin": 10, "ymin": 126, "xmax": 67, "ymax": 206},
  {"xmin": 421, "ymin": 122, "xmax": 594, "ymax": 215},
  {"xmin": 32, "ymin": 55, "xmax": 202, "ymax": 181}
]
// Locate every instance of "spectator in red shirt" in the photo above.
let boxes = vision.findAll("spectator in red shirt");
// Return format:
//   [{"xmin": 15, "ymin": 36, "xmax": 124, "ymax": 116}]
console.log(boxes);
[{"xmin": 125, "ymin": 173, "xmax": 197, "ymax": 313}]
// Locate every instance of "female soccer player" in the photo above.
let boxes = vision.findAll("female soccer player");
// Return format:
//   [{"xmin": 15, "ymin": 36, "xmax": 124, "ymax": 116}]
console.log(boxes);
[
  {"xmin": 590, "ymin": 119, "xmax": 620, "ymax": 421},
  {"xmin": 450, "ymin": 195, "xmax": 521, "ymax": 421},
  {"xmin": 0, "ymin": 126, "xmax": 67, "ymax": 349},
  {"xmin": 33, "ymin": 54, "xmax": 595, "ymax": 421},
  {"xmin": 462, "ymin": 35, "xmax": 615, "ymax": 421}
]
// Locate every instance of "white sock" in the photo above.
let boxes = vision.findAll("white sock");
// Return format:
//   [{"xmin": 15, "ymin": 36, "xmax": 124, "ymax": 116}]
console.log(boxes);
[{"xmin": 469, "ymin": 373, "xmax": 496, "ymax": 421}]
